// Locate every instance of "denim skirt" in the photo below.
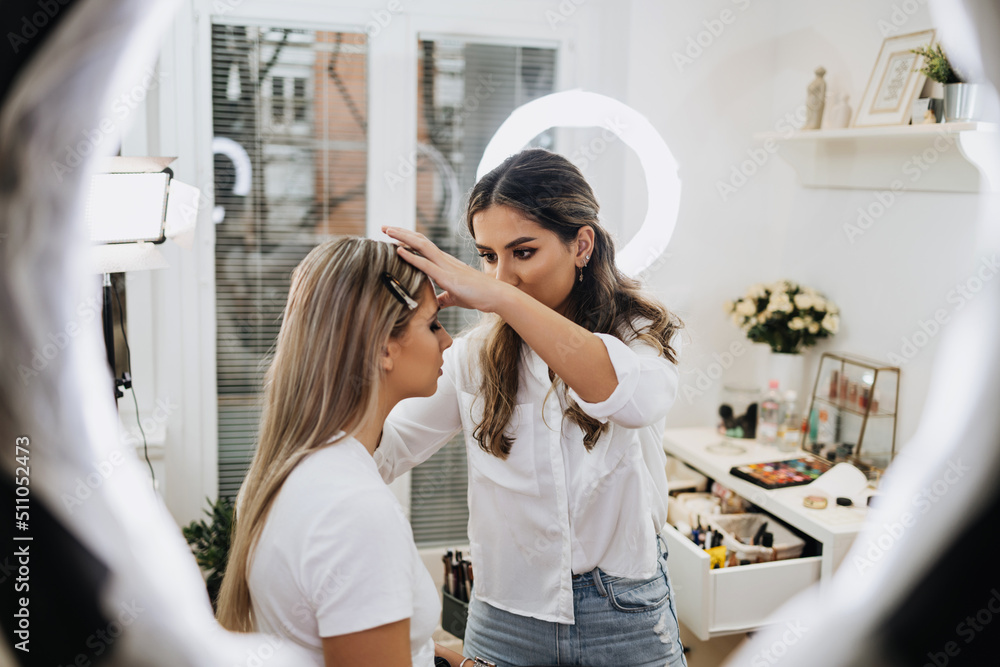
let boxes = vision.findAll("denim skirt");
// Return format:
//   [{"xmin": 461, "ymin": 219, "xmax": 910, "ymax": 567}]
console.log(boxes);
[{"xmin": 462, "ymin": 536, "xmax": 686, "ymax": 667}]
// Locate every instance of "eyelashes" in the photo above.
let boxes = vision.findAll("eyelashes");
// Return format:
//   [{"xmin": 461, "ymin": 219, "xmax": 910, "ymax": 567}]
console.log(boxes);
[{"xmin": 477, "ymin": 248, "xmax": 535, "ymax": 263}]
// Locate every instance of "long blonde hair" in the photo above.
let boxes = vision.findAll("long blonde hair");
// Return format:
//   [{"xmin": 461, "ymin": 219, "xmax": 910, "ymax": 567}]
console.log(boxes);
[
  {"xmin": 216, "ymin": 237, "xmax": 428, "ymax": 632},
  {"xmin": 467, "ymin": 149, "xmax": 683, "ymax": 457}
]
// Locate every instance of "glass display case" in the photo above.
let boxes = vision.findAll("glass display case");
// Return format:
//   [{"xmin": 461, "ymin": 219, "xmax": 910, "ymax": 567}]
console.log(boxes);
[{"xmin": 801, "ymin": 352, "xmax": 900, "ymax": 479}]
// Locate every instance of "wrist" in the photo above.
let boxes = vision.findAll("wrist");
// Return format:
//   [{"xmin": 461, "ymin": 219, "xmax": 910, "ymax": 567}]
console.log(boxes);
[{"xmin": 489, "ymin": 280, "xmax": 522, "ymax": 317}]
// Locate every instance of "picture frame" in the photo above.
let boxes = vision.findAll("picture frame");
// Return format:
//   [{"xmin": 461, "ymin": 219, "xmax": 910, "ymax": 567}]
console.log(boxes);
[{"xmin": 852, "ymin": 29, "xmax": 936, "ymax": 128}]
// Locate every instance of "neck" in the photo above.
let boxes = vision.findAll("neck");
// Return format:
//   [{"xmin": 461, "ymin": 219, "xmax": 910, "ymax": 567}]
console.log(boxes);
[{"xmin": 355, "ymin": 394, "xmax": 396, "ymax": 456}]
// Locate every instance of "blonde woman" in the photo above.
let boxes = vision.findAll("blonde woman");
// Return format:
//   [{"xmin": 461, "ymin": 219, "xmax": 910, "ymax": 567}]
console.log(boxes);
[
  {"xmin": 379, "ymin": 149, "xmax": 687, "ymax": 667},
  {"xmin": 216, "ymin": 238, "xmax": 466, "ymax": 667}
]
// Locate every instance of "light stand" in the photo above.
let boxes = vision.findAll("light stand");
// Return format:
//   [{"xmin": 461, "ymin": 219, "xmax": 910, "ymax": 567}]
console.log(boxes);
[{"xmin": 102, "ymin": 272, "xmax": 131, "ymax": 402}]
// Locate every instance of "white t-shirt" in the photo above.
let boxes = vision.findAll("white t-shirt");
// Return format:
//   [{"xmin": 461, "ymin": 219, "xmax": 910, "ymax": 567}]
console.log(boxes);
[{"xmin": 248, "ymin": 436, "xmax": 439, "ymax": 666}]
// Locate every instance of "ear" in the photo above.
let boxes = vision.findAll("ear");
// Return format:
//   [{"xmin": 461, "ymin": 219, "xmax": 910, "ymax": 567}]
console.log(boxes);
[
  {"xmin": 381, "ymin": 340, "xmax": 401, "ymax": 373},
  {"xmin": 575, "ymin": 226, "xmax": 596, "ymax": 266}
]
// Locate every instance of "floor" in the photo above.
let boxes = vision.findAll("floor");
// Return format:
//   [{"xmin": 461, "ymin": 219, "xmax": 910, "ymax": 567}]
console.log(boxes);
[
  {"xmin": 678, "ymin": 622, "xmax": 747, "ymax": 666},
  {"xmin": 434, "ymin": 621, "xmax": 748, "ymax": 666}
]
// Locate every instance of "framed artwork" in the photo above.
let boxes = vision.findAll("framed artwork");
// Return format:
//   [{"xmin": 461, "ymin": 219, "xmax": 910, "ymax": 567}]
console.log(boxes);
[{"xmin": 852, "ymin": 29, "xmax": 936, "ymax": 128}]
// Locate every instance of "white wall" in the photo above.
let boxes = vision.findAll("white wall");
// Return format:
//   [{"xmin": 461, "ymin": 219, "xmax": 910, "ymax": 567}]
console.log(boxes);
[
  {"xmin": 137, "ymin": 0, "xmax": 996, "ymax": 522},
  {"xmin": 622, "ymin": 0, "xmax": 993, "ymax": 451}
]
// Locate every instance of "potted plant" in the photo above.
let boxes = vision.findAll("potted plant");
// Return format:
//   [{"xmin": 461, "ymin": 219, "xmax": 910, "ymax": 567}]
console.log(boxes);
[
  {"xmin": 911, "ymin": 43, "xmax": 981, "ymax": 122},
  {"xmin": 725, "ymin": 280, "xmax": 839, "ymax": 396},
  {"xmin": 182, "ymin": 495, "xmax": 234, "ymax": 611}
]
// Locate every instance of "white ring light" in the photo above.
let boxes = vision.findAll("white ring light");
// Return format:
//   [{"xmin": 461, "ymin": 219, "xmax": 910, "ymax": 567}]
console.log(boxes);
[{"xmin": 477, "ymin": 90, "xmax": 681, "ymax": 277}]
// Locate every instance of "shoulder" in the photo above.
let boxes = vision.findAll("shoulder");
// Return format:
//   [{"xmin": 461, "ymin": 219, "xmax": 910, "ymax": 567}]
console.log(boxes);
[{"xmin": 276, "ymin": 442, "xmax": 401, "ymax": 526}]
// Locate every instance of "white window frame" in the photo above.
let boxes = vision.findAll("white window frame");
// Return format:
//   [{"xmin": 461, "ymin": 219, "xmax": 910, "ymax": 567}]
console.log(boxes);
[{"xmin": 129, "ymin": 0, "xmax": 624, "ymax": 526}]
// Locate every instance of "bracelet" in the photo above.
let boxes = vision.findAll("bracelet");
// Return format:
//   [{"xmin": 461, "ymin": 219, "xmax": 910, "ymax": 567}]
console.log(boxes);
[{"xmin": 459, "ymin": 660, "xmax": 472, "ymax": 667}]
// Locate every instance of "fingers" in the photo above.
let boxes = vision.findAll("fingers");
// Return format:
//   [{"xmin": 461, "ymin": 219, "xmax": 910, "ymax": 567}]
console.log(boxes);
[
  {"xmin": 395, "ymin": 244, "xmax": 436, "ymax": 275},
  {"xmin": 436, "ymin": 291, "xmax": 457, "ymax": 309},
  {"xmin": 382, "ymin": 226, "xmax": 436, "ymax": 254}
]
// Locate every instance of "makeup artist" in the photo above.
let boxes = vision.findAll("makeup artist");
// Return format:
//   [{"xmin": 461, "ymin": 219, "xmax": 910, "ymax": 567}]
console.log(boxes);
[{"xmin": 378, "ymin": 149, "xmax": 687, "ymax": 667}]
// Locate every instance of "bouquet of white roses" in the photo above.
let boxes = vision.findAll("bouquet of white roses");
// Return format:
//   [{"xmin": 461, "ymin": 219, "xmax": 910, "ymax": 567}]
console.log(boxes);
[{"xmin": 725, "ymin": 280, "xmax": 839, "ymax": 354}]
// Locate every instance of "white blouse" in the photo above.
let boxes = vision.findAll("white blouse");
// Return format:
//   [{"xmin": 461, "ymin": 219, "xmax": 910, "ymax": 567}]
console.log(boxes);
[{"xmin": 374, "ymin": 324, "xmax": 681, "ymax": 624}]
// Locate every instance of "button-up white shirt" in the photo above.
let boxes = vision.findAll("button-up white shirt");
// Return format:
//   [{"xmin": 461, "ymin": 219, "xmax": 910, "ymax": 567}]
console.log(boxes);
[{"xmin": 374, "ymin": 324, "xmax": 680, "ymax": 624}]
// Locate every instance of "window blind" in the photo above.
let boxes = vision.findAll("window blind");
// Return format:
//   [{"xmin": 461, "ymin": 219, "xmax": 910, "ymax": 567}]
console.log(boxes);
[
  {"xmin": 409, "ymin": 38, "xmax": 557, "ymax": 546},
  {"xmin": 212, "ymin": 24, "xmax": 368, "ymax": 498}
]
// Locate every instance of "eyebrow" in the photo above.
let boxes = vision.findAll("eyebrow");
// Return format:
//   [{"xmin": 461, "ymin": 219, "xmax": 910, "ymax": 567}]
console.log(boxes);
[{"xmin": 474, "ymin": 236, "xmax": 538, "ymax": 251}]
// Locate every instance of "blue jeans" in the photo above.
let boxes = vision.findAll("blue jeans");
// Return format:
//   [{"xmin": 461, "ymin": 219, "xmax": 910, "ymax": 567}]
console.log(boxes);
[{"xmin": 463, "ymin": 536, "xmax": 686, "ymax": 667}]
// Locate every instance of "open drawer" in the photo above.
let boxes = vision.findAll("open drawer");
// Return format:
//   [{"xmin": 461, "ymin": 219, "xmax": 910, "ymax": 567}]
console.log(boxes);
[{"xmin": 662, "ymin": 521, "xmax": 821, "ymax": 641}]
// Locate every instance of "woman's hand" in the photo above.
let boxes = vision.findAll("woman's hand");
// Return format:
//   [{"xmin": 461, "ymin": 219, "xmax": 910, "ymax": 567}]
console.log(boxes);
[
  {"xmin": 382, "ymin": 226, "xmax": 509, "ymax": 312},
  {"xmin": 434, "ymin": 642, "xmax": 468, "ymax": 666}
]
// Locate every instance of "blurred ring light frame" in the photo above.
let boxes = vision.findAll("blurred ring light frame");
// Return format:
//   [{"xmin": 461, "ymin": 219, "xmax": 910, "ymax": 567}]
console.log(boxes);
[
  {"xmin": 477, "ymin": 90, "xmax": 681, "ymax": 277},
  {"xmin": 86, "ymin": 156, "xmax": 202, "ymax": 274}
]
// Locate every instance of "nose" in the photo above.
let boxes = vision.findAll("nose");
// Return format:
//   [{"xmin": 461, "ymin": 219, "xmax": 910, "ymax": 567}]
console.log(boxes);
[
  {"xmin": 438, "ymin": 328, "xmax": 453, "ymax": 351},
  {"xmin": 495, "ymin": 259, "xmax": 518, "ymax": 287}
]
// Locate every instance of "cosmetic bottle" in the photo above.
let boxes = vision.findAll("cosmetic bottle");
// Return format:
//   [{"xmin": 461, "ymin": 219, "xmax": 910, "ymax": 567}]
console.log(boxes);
[{"xmin": 758, "ymin": 380, "xmax": 781, "ymax": 447}]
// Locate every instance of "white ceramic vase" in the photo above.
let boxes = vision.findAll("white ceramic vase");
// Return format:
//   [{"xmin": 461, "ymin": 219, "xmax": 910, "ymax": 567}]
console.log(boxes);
[{"xmin": 766, "ymin": 351, "xmax": 805, "ymax": 399}]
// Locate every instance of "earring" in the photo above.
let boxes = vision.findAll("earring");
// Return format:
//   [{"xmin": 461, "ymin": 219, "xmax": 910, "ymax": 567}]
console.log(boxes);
[{"xmin": 578, "ymin": 265, "xmax": 584, "ymax": 283}]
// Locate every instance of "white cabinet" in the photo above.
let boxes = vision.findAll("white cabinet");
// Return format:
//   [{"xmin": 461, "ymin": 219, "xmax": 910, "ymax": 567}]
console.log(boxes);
[{"xmin": 662, "ymin": 427, "xmax": 870, "ymax": 641}]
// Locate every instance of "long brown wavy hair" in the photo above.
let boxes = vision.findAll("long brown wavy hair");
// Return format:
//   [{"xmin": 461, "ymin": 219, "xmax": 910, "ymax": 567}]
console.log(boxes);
[
  {"xmin": 216, "ymin": 237, "xmax": 428, "ymax": 632},
  {"xmin": 468, "ymin": 148, "xmax": 682, "ymax": 457}
]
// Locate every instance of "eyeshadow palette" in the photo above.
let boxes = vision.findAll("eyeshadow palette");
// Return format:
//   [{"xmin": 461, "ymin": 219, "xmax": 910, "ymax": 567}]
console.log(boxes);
[{"xmin": 729, "ymin": 456, "xmax": 834, "ymax": 490}]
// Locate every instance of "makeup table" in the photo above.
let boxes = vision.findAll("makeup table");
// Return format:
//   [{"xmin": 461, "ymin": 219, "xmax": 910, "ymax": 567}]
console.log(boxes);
[{"xmin": 661, "ymin": 427, "xmax": 871, "ymax": 641}]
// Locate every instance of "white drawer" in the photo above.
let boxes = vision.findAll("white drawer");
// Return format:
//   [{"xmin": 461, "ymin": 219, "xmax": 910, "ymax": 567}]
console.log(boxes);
[{"xmin": 662, "ymin": 522, "xmax": 821, "ymax": 641}]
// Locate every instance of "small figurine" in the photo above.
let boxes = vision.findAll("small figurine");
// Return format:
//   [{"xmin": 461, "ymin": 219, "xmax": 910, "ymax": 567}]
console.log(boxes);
[
  {"xmin": 804, "ymin": 67, "xmax": 827, "ymax": 130},
  {"xmin": 922, "ymin": 107, "xmax": 937, "ymax": 124}
]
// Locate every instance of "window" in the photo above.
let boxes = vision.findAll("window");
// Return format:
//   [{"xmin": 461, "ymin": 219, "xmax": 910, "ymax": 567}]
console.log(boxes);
[
  {"xmin": 211, "ymin": 24, "xmax": 368, "ymax": 498},
  {"xmin": 409, "ymin": 38, "xmax": 556, "ymax": 546},
  {"xmin": 210, "ymin": 24, "xmax": 559, "ymax": 544}
]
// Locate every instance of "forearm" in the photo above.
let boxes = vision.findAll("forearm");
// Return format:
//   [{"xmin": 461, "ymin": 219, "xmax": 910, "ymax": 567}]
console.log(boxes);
[{"xmin": 493, "ymin": 283, "xmax": 618, "ymax": 403}]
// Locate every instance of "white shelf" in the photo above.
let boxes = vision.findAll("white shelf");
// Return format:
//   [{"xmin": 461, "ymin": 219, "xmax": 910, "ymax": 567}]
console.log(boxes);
[{"xmin": 754, "ymin": 122, "xmax": 1000, "ymax": 193}]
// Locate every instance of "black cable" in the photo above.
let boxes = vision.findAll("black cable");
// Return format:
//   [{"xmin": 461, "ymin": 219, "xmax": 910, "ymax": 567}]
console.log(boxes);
[{"xmin": 111, "ymin": 280, "xmax": 156, "ymax": 487}]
